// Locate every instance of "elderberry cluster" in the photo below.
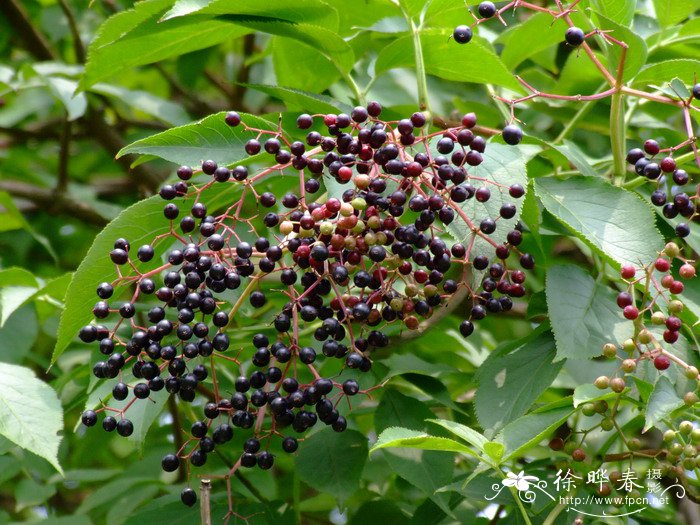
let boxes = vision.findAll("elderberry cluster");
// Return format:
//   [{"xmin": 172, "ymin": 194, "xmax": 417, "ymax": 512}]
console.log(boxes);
[
  {"xmin": 626, "ymin": 140, "xmax": 698, "ymax": 238},
  {"xmin": 78, "ymin": 102, "xmax": 533, "ymax": 507}
]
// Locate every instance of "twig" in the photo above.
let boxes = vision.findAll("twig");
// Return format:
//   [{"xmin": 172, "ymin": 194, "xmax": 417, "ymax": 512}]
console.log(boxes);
[
  {"xmin": 57, "ymin": 0, "xmax": 86, "ymax": 63},
  {"xmin": 1, "ymin": 0, "xmax": 55, "ymax": 60},
  {"xmin": 56, "ymin": 119, "xmax": 71, "ymax": 194},
  {"xmin": 200, "ymin": 479, "xmax": 212, "ymax": 525}
]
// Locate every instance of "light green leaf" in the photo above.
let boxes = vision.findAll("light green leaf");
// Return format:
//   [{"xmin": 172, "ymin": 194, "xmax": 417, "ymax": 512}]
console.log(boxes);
[
  {"xmin": 162, "ymin": 0, "xmax": 339, "ymax": 28},
  {"xmin": 41, "ymin": 76, "xmax": 87, "ymax": 121},
  {"xmin": 296, "ymin": 428, "xmax": 368, "ymax": 503},
  {"xmin": 536, "ymin": 176, "xmax": 664, "ymax": 267},
  {"xmin": 0, "ymin": 267, "xmax": 39, "ymax": 327},
  {"xmin": 446, "ymin": 144, "xmax": 538, "ymax": 267},
  {"xmin": 370, "ymin": 427, "xmax": 479, "ymax": 457},
  {"xmin": 241, "ymin": 83, "xmax": 352, "ymax": 114},
  {"xmin": 15, "ymin": 478, "xmax": 57, "ymax": 512},
  {"xmin": 81, "ymin": 15, "xmax": 247, "ymax": 90},
  {"xmin": 590, "ymin": 0, "xmax": 635, "ymax": 26},
  {"xmin": 272, "ymin": 36, "xmax": 341, "ymax": 93},
  {"xmin": 498, "ymin": 406, "xmax": 575, "ymax": 460},
  {"xmin": 594, "ymin": 13, "xmax": 648, "ymax": 81},
  {"xmin": 546, "ymin": 264, "xmax": 631, "ymax": 360},
  {"xmin": 117, "ymin": 111, "xmax": 276, "ymax": 166},
  {"xmin": 475, "ymin": 331, "xmax": 562, "ymax": 433},
  {"xmin": 90, "ymin": 84, "xmax": 190, "ymax": 126},
  {"xmin": 51, "ymin": 181, "xmax": 245, "ymax": 366},
  {"xmin": 574, "ymin": 383, "xmax": 612, "ymax": 408},
  {"xmin": 89, "ymin": 0, "xmax": 174, "ymax": 50},
  {"xmin": 634, "ymin": 59, "xmax": 700, "ymax": 87},
  {"xmin": 652, "ymin": 0, "xmax": 700, "ymax": 27},
  {"xmin": 0, "ymin": 306, "xmax": 38, "ymax": 364},
  {"xmin": 483, "ymin": 442, "xmax": 505, "ymax": 463},
  {"xmin": 497, "ymin": 12, "xmax": 568, "ymax": 69},
  {"xmin": 375, "ymin": 30, "xmax": 521, "ymax": 91},
  {"xmin": 551, "ymin": 141, "xmax": 599, "ymax": 178},
  {"xmin": 0, "ymin": 192, "xmax": 57, "ymax": 261},
  {"xmin": 427, "ymin": 419, "xmax": 488, "ymax": 452},
  {"xmin": 645, "ymin": 375, "xmax": 684, "ymax": 431},
  {"xmin": 0, "ymin": 362, "xmax": 63, "ymax": 473}
]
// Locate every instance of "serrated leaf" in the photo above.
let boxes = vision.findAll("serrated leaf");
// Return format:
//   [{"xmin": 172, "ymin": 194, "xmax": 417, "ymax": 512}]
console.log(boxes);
[
  {"xmin": 296, "ymin": 428, "xmax": 367, "ymax": 503},
  {"xmin": 117, "ymin": 111, "xmax": 276, "ymax": 166},
  {"xmin": 375, "ymin": 29, "xmax": 521, "ymax": 91},
  {"xmin": 536, "ymin": 176, "xmax": 664, "ymax": 267},
  {"xmin": 594, "ymin": 12, "xmax": 647, "ymax": 81},
  {"xmin": 427, "ymin": 419, "xmax": 488, "ymax": 452},
  {"xmin": 0, "ymin": 363, "xmax": 63, "ymax": 473},
  {"xmin": 241, "ymin": 83, "xmax": 352, "ymax": 114},
  {"xmin": 81, "ymin": 13, "xmax": 248, "ymax": 90},
  {"xmin": 475, "ymin": 331, "xmax": 562, "ymax": 433},
  {"xmin": 652, "ymin": 0, "xmax": 700, "ymax": 26},
  {"xmin": 446, "ymin": 143, "xmax": 538, "ymax": 266},
  {"xmin": 551, "ymin": 141, "xmax": 599, "ymax": 178},
  {"xmin": 590, "ymin": 0, "xmax": 635, "ymax": 26},
  {"xmin": 162, "ymin": 0, "xmax": 339, "ymax": 28},
  {"xmin": 546, "ymin": 264, "xmax": 631, "ymax": 360},
  {"xmin": 483, "ymin": 442, "xmax": 505, "ymax": 463},
  {"xmin": 498, "ymin": 406, "xmax": 575, "ymax": 460},
  {"xmin": 51, "ymin": 180, "xmax": 246, "ymax": 366},
  {"xmin": 645, "ymin": 375, "xmax": 685, "ymax": 431},
  {"xmin": 634, "ymin": 59, "xmax": 700, "ymax": 88},
  {"xmin": 370, "ymin": 427, "xmax": 479, "ymax": 457}
]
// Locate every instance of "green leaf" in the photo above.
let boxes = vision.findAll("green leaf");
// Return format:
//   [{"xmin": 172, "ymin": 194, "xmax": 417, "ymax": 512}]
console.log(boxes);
[
  {"xmin": 15, "ymin": 478, "xmax": 57, "ymax": 512},
  {"xmin": 0, "ymin": 192, "xmax": 57, "ymax": 260},
  {"xmin": 652, "ymin": 0, "xmax": 700, "ymax": 26},
  {"xmin": 475, "ymin": 331, "xmax": 562, "ymax": 433},
  {"xmin": 117, "ymin": 111, "xmax": 276, "ymax": 166},
  {"xmin": 89, "ymin": 0, "xmax": 175, "ymax": 50},
  {"xmin": 546, "ymin": 264, "xmax": 631, "ymax": 360},
  {"xmin": 634, "ymin": 59, "xmax": 700, "ymax": 87},
  {"xmin": 593, "ymin": 13, "xmax": 648, "ymax": 81},
  {"xmin": 52, "ymin": 181, "xmax": 245, "ymax": 366},
  {"xmin": 348, "ymin": 501, "xmax": 407, "ymax": 525},
  {"xmin": 375, "ymin": 29, "xmax": 521, "ymax": 91},
  {"xmin": 590, "ymin": 0, "xmax": 635, "ymax": 26},
  {"xmin": 536, "ymin": 176, "xmax": 664, "ymax": 267},
  {"xmin": 162, "ymin": 0, "xmax": 339, "ymax": 28},
  {"xmin": 498, "ymin": 406, "xmax": 575, "ymax": 460},
  {"xmin": 645, "ymin": 375, "xmax": 685, "ymax": 431},
  {"xmin": 241, "ymin": 83, "xmax": 352, "ymax": 114},
  {"xmin": 446, "ymin": 144, "xmax": 538, "ymax": 266},
  {"xmin": 0, "ymin": 267, "xmax": 39, "ymax": 327},
  {"xmin": 89, "ymin": 84, "xmax": 190, "ymax": 126},
  {"xmin": 0, "ymin": 306, "xmax": 38, "ymax": 364},
  {"xmin": 573, "ymin": 383, "xmax": 611, "ymax": 408},
  {"xmin": 296, "ymin": 428, "xmax": 367, "ymax": 503},
  {"xmin": 81, "ymin": 14, "xmax": 247, "ymax": 90},
  {"xmin": 40, "ymin": 75, "xmax": 87, "ymax": 121},
  {"xmin": 551, "ymin": 141, "xmax": 599, "ymax": 178},
  {"xmin": 483, "ymin": 442, "xmax": 505, "ymax": 463},
  {"xmin": 370, "ymin": 427, "xmax": 479, "ymax": 457},
  {"xmin": 0, "ymin": 362, "xmax": 63, "ymax": 473},
  {"xmin": 427, "ymin": 419, "xmax": 488, "ymax": 452},
  {"xmin": 374, "ymin": 390, "xmax": 456, "ymax": 513},
  {"xmin": 497, "ymin": 12, "xmax": 568, "ymax": 69}
]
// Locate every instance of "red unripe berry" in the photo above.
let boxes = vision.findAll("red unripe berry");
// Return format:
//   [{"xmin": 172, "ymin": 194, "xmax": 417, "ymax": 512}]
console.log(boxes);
[
  {"xmin": 511, "ymin": 270, "xmax": 526, "ymax": 284},
  {"xmin": 399, "ymin": 262, "xmax": 412, "ymax": 275},
  {"xmin": 623, "ymin": 305, "xmax": 639, "ymax": 320},
  {"xmin": 620, "ymin": 265, "xmax": 636, "ymax": 279},
  {"xmin": 414, "ymin": 270, "xmax": 428, "ymax": 283},
  {"xmin": 660, "ymin": 157, "xmax": 676, "ymax": 173},
  {"xmin": 405, "ymin": 162, "xmax": 423, "ymax": 177},
  {"xmin": 654, "ymin": 258, "xmax": 671, "ymax": 272},
  {"xmin": 654, "ymin": 354, "xmax": 671, "ymax": 370},
  {"xmin": 644, "ymin": 139, "xmax": 660, "ymax": 155},
  {"xmin": 663, "ymin": 330, "xmax": 679, "ymax": 344},
  {"xmin": 680, "ymin": 264, "xmax": 696, "ymax": 279},
  {"xmin": 326, "ymin": 198, "xmax": 341, "ymax": 213},
  {"xmin": 323, "ymin": 114, "xmax": 337, "ymax": 127},
  {"xmin": 670, "ymin": 280, "xmax": 684, "ymax": 294},
  {"xmin": 338, "ymin": 166, "xmax": 353, "ymax": 182},
  {"xmin": 666, "ymin": 316, "xmax": 682, "ymax": 331},
  {"xmin": 296, "ymin": 245, "xmax": 310, "ymax": 258},
  {"xmin": 661, "ymin": 275, "xmax": 675, "ymax": 288}
]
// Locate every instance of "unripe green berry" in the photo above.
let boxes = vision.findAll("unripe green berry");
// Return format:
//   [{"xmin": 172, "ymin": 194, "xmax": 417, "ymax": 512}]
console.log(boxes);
[
  {"xmin": 685, "ymin": 366, "xmax": 699, "ymax": 380},
  {"xmin": 320, "ymin": 221, "xmax": 334, "ymax": 235},
  {"xmin": 684, "ymin": 392, "xmax": 699, "ymax": 406},
  {"xmin": 622, "ymin": 339, "xmax": 637, "ymax": 353},
  {"xmin": 351, "ymin": 197, "xmax": 367, "ymax": 210},
  {"xmin": 621, "ymin": 359, "xmax": 636, "ymax": 373},
  {"xmin": 610, "ymin": 377, "xmax": 626, "ymax": 393},
  {"xmin": 602, "ymin": 343, "xmax": 617, "ymax": 358},
  {"xmin": 664, "ymin": 242, "xmax": 680, "ymax": 258},
  {"xmin": 680, "ymin": 421, "xmax": 693, "ymax": 435},
  {"xmin": 669, "ymin": 300, "xmax": 684, "ymax": 313},
  {"xmin": 628, "ymin": 438, "xmax": 642, "ymax": 451},
  {"xmin": 594, "ymin": 375, "xmax": 610, "ymax": 389},
  {"xmin": 594, "ymin": 400, "xmax": 609, "ymax": 413},
  {"xmin": 600, "ymin": 418, "xmax": 614, "ymax": 431},
  {"xmin": 637, "ymin": 329, "xmax": 652, "ymax": 344},
  {"xmin": 685, "ymin": 445, "xmax": 697, "ymax": 458},
  {"xmin": 671, "ymin": 442, "xmax": 685, "ymax": 455},
  {"xmin": 683, "ymin": 458, "xmax": 695, "ymax": 469},
  {"xmin": 581, "ymin": 403, "xmax": 596, "ymax": 417},
  {"xmin": 663, "ymin": 430, "xmax": 677, "ymax": 442},
  {"xmin": 651, "ymin": 311, "xmax": 666, "ymax": 325},
  {"xmin": 691, "ymin": 429, "xmax": 700, "ymax": 444}
]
